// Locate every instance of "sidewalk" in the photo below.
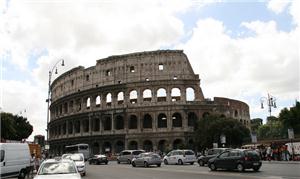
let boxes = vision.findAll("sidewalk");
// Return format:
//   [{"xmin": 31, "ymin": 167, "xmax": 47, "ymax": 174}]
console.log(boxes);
[{"xmin": 262, "ymin": 160, "xmax": 300, "ymax": 164}]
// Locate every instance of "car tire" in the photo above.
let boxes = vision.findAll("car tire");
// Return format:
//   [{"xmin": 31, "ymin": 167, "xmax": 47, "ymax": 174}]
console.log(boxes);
[
  {"xmin": 128, "ymin": 159, "xmax": 131, "ymax": 164},
  {"xmin": 199, "ymin": 160, "xmax": 204, "ymax": 166},
  {"xmin": 132, "ymin": 162, "xmax": 136, "ymax": 167},
  {"xmin": 89, "ymin": 160, "xmax": 92, "ymax": 165},
  {"xmin": 164, "ymin": 159, "xmax": 168, "ymax": 165},
  {"xmin": 117, "ymin": 160, "xmax": 120, "ymax": 164},
  {"xmin": 105, "ymin": 161, "xmax": 108, "ymax": 165},
  {"xmin": 18, "ymin": 169, "xmax": 26, "ymax": 179},
  {"xmin": 237, "ymin": 163, "xmax": 244, "ymax": 172},
  {"xmin": 83, "ymin": 172, "xmax": 86, "ymax": 176},
  {"xmin": 209, "ymin": 163, "xmax": 217, "ymax": 171},
  {"xmin": 253, "ymin": 167, "xmax": 260, "ymax": 172},
  {"xmin": 157, "ymin": 164, "xmax": 161, "ymax": 167},
  {"xmin": 190, "ymin": 162, "xmax": 194, "ymax": 165},
  {"xmin": 178, "ymin": 159, "xmax": 183, "ymax": 165},
  {"xmin": 144, "ymin": 161, "xmax": 149, "ymax": 168}
]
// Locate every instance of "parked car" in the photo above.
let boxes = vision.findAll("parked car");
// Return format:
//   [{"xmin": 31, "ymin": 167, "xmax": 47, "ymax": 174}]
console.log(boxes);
[
  {"xmin": 62, "ymin": 153, "xmax": 86, "ymax": 176},
  {"xmin": 132, "ymin": 152, "xmax": 162, "ymax": 167},
  {"xmin": 208, "ymin": 149, "xmax": 262, "ymax": 172},
  {"xmin": 34, "ymin": 159, "xmax": 81, "ymax": 179},
  {"xmin": 163, "ymin": 149, "xmax": 197, "ymax": 165},
  {"xmin": 0, "ymin": 143, "xmax": 31, "ymax": 179},
  {"xmin": 198, "ymin": 148, "xmax": 230, "ymax": 166},
  {"xmin": 89, "ymin": 154, "xmax": 108, "ymax": 165},
  {"xmin": 117, "ymin": 150, "xmax": 144, "ymax": 164}
]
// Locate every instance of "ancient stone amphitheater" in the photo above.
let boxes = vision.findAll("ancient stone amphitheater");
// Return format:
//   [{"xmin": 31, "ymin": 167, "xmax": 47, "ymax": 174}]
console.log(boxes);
[{"xmin": 48, "ymin": 50, "xmax": 250, "ymax": 155}]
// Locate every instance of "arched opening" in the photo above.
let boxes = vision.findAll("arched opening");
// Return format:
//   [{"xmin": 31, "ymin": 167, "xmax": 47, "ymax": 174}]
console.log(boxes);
[
  {"xmin": 83, "ymin": 119, "xmax": 89, "ymax": 132},
  {"xmin": 117, "ymin": 92, "xmax": 124, "ymax": 105},
  {"xmin": 129, "ymin": 115, "xmax": 137, "ymax": 129},
  {"xmin": 173, "ymin": 139, "xmax": 183, "ymax": 149},
  {"xmin": 115, "ymin": 141, "xmax": 125, "ymax": 153},
  {"xmin": 143, "ymin": 89, "xmax": 152, "ymax": 102},
  {"xmin": 93, "ymin": 118, "xmax": 100, "ymax": 131},
  {"xmin": 75, "ymin": 121, "xmax": 80, "ymax": 133},
  {"xmin": 62, "ymin": 122, "xmax": 66, "ymax": 135},
  {"xmin": 157, "ymin": 88, "xmax": 167, "ymax": 102},
  {"xmin": 68, "ymin": 122, "xmax": 73, "ymax": 134},
  {"xmin": 102, "ymin": 142, "xmax": 112, "ymax": 154},
  {"xmin": 202, "ymin": 112, "xmax": 210, "ymax": 118},
  {"xmin": 103, "ymin": 116, "xmax": 112, "ymax": 131},
  {"xmin": 235, "ymin": 110, "xmax": 238, "ymax": 117},
  {"xmin": 93, "ymin": 142, "xmax": 100, "ymax": 155},
  {"xmin": 128, "ymin": 141, "xmax": 138, "ymax": 150},
  {"xmin": 188, "ymin": 112, "xmax": 198, "ymax": 128},
  {"xmin": 157, "ymin": 113, "xmax": 167, "ymax": 128},
  {"xmin": 95, "ymin": 95, "xmax": 101, "ymax": 107},
  {"xmin": 115, "ymin": 115, "xmax": 124, "ymax": 130},
  {"xmin": 86, "ymin": 97, "xmax": 91, "ymax": 109},
  {"xmin": 129, "ymin": 90, "xmax": 138, "ymax": 104},
  {"xmin": 143, "ymin": 114, "xmax": 152, "ymax": 129},
  {"xmin": 143, "ymin": 140, "xmax": 153, "ymax": 152},
  {"xmin": 171, "ymin": 88, "xmax": 181, "ymax": 101},
  {"xmin": 158, "ymin": 140, "xmax": 166, "ymax": 153},
  {"xmin": 186, "ymin": 87, "xmax": 195, "ymax": 101},
  {"xmin": 130, "ymin": 66, "xmax": 135, "ymax": 73},
  {"xmin": 106, "ymin": 93, "xmax": 112, "ymax": 106},
  {"xmin": 172, "ymin": 113, "xmax": 182, "ymax": 127},
  {"xmin": 188, "ymin": 139, "xmax": 194, "ymax": 150}
]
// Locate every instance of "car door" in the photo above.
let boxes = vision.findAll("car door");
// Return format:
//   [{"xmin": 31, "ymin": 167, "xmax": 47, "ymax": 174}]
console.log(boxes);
[
  {"xmin": 169, "ymin": 151, "xmax": 177, "ymax": 164},
  {"xmin": 215, "ymin": 151, "xmax": 230, "ymax": 169},
  {"xmin": 227, "ymin": 150, "xmax": 241, "ymax": 169}
]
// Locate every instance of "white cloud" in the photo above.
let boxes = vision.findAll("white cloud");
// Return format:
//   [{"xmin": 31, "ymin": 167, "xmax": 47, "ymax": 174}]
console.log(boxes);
[{"xmin": 267, "ymin": 0, "xmax": 290, "ymax": 14}]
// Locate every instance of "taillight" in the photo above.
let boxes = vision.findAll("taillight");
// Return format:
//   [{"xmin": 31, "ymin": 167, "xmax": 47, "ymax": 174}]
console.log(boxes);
[{"xmin": 244, "ymin": 157, "xmax": 249, "ymax": 161}]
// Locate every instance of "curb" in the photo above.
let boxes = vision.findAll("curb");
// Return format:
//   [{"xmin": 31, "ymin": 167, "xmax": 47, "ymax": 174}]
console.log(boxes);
[{"xmin": 262, "ymin": 161, "xmax": 300, "ymax": 164}]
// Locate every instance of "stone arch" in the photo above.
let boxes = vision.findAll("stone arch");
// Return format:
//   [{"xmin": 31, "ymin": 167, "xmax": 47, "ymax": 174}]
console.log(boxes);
[
  {"xmin": 173, "ymin": 139, "xmax": 183, "ymax": 149},
  {"xmin": 75, "ymin": 120, "xmax": 80, "ymax": 133},
  {"xmin": 202, "ymin": 112, "xmax": 210, "ymax": 118},
  {"xmin": 115, "ymin": 115, "xmax": 124, "ymax": 130},
  {"xmin": 93, "ymin": 118, "xmax": 100, "ymax": 131},
  {"xmin": 95, "ymin": 95, "xmax": 101, "ymax": 106},
  {"xmin": 143, "ymin": 89, "xmax": 152, "ymax": 102},
  {"xmin": 102, "ymin": 142, "xmax": 112, "ymax": 154},
  {"xmin": 172, "ymin": 112, "xmax": 182, "ymax": 127},
  {"xmin": 157, "ymin": 113, "xmax": 167, "ymax": 128},
  {"xmin": 86, "ymin": 97, "xmax": 91, "ymax": 108},
  {"xmin": 143, "ymin": 140, "xmax": 153, "ymax": 152},
  {"xmin": 115, "ymin": 141, "xmax": 125, "ymax": 153},
  {"xmin": 103, "ymin": 116, "xmax": 112, "ymax": 130},
  {"xmin": 128, "ymin": 141, "xmax": 138, "ymax": 150},
  {"xmin": 171, "ymin": 88, "xmax": 181, "ymax": 101},
  {"xmin": 106, "ymin": 93, "xmax": 112, "ymax": 106},
  {"xmin": 83, "ymin": 119, "xmax": 89, "ymax": 132},
  {"xmin": 68, "ymin": 121, "xmax": 73, "ymax": 134},
  {"xmin": 117, "ymin": 92, "xmax": 124, "ymax": 104},
  {"xmin": 157, "ymin": 88, "xmax": 167, "ymax": 102},
  {"xmin": 129, "ymin": 90, "xmax": 138, "ymax": 104},
  {"xmin": 188, "ymin": 112, "xmax": 198, "ymax": 127},
  {"xmin": 92, "ymin": 142, "xmax": 100, "ymax": 155},
  {"xmin": 234, "ymin": 110, "xmax": 238, "ymax": 117},
  {"xmin": 158, "ymin": 140, "xmax": 167, "ymax": 153},
  {"xmin": 186, "ymin": 87, "xmax": 195, "ymax": 101},
  {"xmin": 128, "ymin": 115, "xmax": 137, "ymax": 129},
  {"xmin": 143, "ymin": 114, "xmax": 152, "ymax": 129}
]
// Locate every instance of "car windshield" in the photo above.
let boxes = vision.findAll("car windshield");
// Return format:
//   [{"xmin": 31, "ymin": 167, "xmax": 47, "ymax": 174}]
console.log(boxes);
[
  {"xmin": 38, "ymin": 162, "xmax": 77, "ymax": 175},
  {"xmin": 63, "ymin": 154, "xmax": 83, "ymax": 161},
  {"xmin": 185, "ymin": 150, "xmax": 195, "ymax": 155}
]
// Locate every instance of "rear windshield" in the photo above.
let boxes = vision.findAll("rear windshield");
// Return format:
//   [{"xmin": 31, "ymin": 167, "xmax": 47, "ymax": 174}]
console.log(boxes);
[
  {"xmin": 38, "ymin": 162, "xmax": 77, "ymax": 175},
  {"xmin": 245, "ymin": 151, "xmax": 260, "ymax": 159},
  {"xmin": 132, "ymin": 151, "xmax": 143, "ymax": 155},
  {"xmin": 185, "ymin": 151, "xmax": 195, "ymax": 155}
]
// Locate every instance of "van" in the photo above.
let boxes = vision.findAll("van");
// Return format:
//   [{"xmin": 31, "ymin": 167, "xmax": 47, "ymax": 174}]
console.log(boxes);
[
  {"xmin": 117, "ymin": 150, "xmax": 145, "ymax": 164},
  {"xmin": 0, "ymin": 143, "xmax": 31, "ymax": 179},
  {"xmin": 163, "ymin": 149, "xmax": 197, "ymax": 165}
]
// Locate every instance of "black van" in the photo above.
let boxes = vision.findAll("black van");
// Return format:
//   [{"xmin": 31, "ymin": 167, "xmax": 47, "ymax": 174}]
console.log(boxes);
[{"xmin": 208, "ymin": 149, "xmax": 262, "ymax": 172}]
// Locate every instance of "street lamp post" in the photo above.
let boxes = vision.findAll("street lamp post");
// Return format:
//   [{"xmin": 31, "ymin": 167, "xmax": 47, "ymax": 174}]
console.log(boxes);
[
  {"xmin": 260, "ymin": 93, "xmax": 277, "ymax": 117},
  {"xmin": 46, "ymin": 59, "xmax": 65, "ymax": 146}
]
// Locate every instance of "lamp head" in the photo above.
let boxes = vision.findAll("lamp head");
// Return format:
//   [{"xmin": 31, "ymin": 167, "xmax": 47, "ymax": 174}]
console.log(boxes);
[
  {"xmin": 55, "ymin": 68, "xmax": 58, "ymax": 74},
  {"xmin": 61, "ymin": 59, "xmax": 65, "ymax": 66}
]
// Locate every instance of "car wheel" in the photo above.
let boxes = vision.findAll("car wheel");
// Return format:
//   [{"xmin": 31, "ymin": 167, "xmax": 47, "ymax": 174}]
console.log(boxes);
[
  {"xmin": 117, "ymin": 160, "xmax": 120, "ymax": 164},
  {"xmin": 157, "ymin": 164, "xmax": 161, "ymax": 167},
  {"xmin": 190, "ymin": 162, "xmax": 194, "ymax": 165},
  {"xmin": 89, "ymin": 160, "xmax": 92, "ymax": 165},
  {"xmin": 105, "ymin": 161, "xmax": 108, "ymax": 165},
  {"xmin": 128, "ymin": 159, "xmax": 131, "ymax": 164},
  {"xmin": 18, "ymin": 169, "xmax": 26, "ymax": 179},
  {"xmin": 132, "ymin": 162, "xmax": 136, "ymax": 167},
  {"xmin": 199, "ymin": 160, "xmax": 204, "ymax": 166},
  {"xmin": 164, "ymin": 159, "xmax": 168, "ymax": 165},
  {"xmin": 237, "ymin": 163, "xmax": 244, "ymax": 172},
  {"xmin": 144, "ymin": 161, "xmax": 149, "ymax": 168},
  {"xmin": 253, "ymin": 167, "xmax": 260, "ymax": 172},
  {"xmin": 178, "ymin": 159, "xmax": 183, "ymax": 165},
  {"xmin": 209, "ymin": 163, "xmax": 217, "ymax": 171},
  {"xmin": 83, "ymin": 172, "xmax": 86, "ymax": 176}
]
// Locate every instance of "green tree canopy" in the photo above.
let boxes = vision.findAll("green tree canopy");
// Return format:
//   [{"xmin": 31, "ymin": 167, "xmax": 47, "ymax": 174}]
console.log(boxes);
[
  {"xmin": 1, "ymin": 112, "xmax": 33, "ymax": 141},
  {"xmin": 279, "ymin": 101, "xmax": 300, "ymax": 134},
  {"xmin": 194, "ymin": 114, "xmax": 250, "ymax": 150},
  {"xmin": 250, "ymin": 118, "xmax": 263, "ymax": 132}
]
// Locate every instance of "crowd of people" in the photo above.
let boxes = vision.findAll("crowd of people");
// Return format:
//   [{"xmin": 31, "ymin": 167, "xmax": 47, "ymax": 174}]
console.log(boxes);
[{"xmin": 257, "ymin": 144, "xmax": 293, "ymax": 161}]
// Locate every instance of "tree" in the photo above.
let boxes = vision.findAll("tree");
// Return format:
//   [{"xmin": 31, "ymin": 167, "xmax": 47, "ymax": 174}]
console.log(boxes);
[
  {"xmin": 194, "ymin": 114, "xmax": 250, "ymax": 150},
  {"xmin": 251, "ymin": 118, "xmax": 263, "ymax": 132},
  {"xmin": 279, "ymin": 101, "xmax": 300, "ymax": 134},
  {"xmin": 1, "ymin": 112, "xmax": 33, "ymax": 141},
  {"xmin": 257, "ymin": 120, "xmax": 285, "ymax": 139}
]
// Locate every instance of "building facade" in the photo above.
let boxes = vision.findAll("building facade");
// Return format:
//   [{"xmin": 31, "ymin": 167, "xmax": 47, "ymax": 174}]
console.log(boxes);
[{"xmin": 48, "ymin": 50, "xmax": 250, "ymax": 155}]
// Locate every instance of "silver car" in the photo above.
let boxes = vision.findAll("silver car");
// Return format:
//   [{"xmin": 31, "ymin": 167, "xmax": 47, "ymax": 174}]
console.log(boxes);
[
  {"xmin": 117, "ymin": 150, "xmax": 144, "ymax": 164},
  {"xmin": 34, "ymin": 159, "xmax": 81, "ymax": 179},
  {"xmin": 62, "ymin": 153, "xmax": 86, "ymax": 176},
  {"xmin": 132, "ymin": 152, "xmax": 162, "ymax": 167}
]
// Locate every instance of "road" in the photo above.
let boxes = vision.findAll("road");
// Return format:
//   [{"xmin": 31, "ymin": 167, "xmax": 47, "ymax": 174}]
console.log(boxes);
[{"xmin": 84, "ymin": 161, "xmax": 300, "ymax": 179}]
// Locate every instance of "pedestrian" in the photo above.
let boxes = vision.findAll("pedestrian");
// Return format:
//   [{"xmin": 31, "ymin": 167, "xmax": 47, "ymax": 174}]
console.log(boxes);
[
  {"xmin": 35, "ymin": 156, "xmax": 41, "ymax": 172},
  {"xmin": 30, "ymin": 153, "xmax": 35, "ymax": 177},
  {"xmin": 266, "ymin": 146, "xmax": 272, "ymax": 161}
]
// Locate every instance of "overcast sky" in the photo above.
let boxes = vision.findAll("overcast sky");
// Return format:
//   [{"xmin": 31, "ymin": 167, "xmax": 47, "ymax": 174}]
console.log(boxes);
[{"xmin": 0, "ymin": 0, "xmax": 299, "ymax": 140}]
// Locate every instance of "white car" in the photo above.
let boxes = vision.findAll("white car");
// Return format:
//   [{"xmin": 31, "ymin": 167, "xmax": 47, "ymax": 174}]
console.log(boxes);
[
  {"xmin": 34, "ymin": 159, "xmax": 81, "ymax": 179},
  {"xmin": 163, "ymin": 149, "xmax": 197, "ymax": 165},
  {"xmin": 62, "ymin": 153, "xmax": 86, "ymax": 176}
]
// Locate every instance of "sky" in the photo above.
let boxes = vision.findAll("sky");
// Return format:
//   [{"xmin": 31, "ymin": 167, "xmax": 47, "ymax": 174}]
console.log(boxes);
[{"xmin": 0, "ymin": 0, "xmax": 299, "ymax": 141}]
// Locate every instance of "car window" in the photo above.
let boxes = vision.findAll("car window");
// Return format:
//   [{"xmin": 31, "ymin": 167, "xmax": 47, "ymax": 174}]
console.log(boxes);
[
  {"xmin": 38, "ymin": 162, "xmax": 77, "ymax": 175},
  {"xmin": 219, "ymin": 151, "xmax": 230, "ymax": 158},
  {"xmin": 132, "ymin": 151, "xmax": 143, "ymax": 155},
  {"xmin": 245, "ymin": 150, "xmax": 260, "ymax": 159},
  {"xmin": 185, "ymin": 150, "xmax": 195, "ymax": 155},
  {"xmin": 229, "ymin": 150, "xmax": 241, "ymax": 157},
  {"xmin": 65, "ymin": 154, "xmax": 83, "ymax": 161},
  {"xmin": 0, "ymin": 150, "xmax": 4, "ymax": 162},
  {"xmin": 79, "ymin": 145, "xmax": 88, "ymax": 150},
  {"xmin": 207, "ymin": 149, "xmax": 214, "ymax": 155},
  {"xmin": 123, "ymin": 151, "xmax": 131, "ymax": 155}
]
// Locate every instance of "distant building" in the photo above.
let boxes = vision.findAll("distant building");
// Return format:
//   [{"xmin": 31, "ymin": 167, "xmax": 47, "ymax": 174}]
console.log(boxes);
[{"xmin": 34, "ymin": 135, "xmax": 45, "ymax": 147}]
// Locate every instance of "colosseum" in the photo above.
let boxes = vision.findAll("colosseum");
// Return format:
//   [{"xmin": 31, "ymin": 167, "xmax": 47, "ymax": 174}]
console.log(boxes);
[{"xmin": 48, "ymin": 50, "xmax": 250, "ymax": 155}]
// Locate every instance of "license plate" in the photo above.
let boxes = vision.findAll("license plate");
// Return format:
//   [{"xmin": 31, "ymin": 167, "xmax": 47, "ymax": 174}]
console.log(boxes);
[{"xmin": 253, "ymin": 163, "xmax": 259, "ymax": 166}]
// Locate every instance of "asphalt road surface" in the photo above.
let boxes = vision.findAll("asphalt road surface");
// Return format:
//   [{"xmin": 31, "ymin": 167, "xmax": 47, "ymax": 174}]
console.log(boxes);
[{"xmin": 84, "ymin": 161, "xmax": 300, "ymax": 179}]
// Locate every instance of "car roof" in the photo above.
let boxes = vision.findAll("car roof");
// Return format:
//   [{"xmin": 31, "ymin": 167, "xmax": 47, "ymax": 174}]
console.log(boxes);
[{"xmin": 42, "ymin": 159, "xmax": 74, "ymax": 163}]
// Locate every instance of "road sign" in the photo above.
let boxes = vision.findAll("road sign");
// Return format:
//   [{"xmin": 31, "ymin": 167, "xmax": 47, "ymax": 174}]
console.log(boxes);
[{"xmin": 288, "ymin": 128, "xmax": 294, "ymax": 139}]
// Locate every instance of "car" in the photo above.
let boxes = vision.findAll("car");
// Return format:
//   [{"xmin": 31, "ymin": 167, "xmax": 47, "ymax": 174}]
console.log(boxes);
[
  {"xmin": 198, "ymin": 148, "xmax": 230, "ymax": 166},
  {"xmin": 131, "ymin": 152, "xmax": 162, "ymax": 167},
  {"xmin": 89, "ymin": 154, "xmax": 108, "ymax": 165},
  {"xmin": 117, "ymin": 150, "xmax": 145, "ymax": 164},
  {"xmin": 163, "ymin": 149, "xmax": 197, "ymax": 165},
  {"xmin": 34, "ymin": 159, "xmax": 81, "ymax": 179},
  {"xmin": 62, "ymin": 153, "xmax": 86, "ymax": 176},
  {"xmin": 207, "ymin": 149, "xmax": 262, "ymax": 172}
]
